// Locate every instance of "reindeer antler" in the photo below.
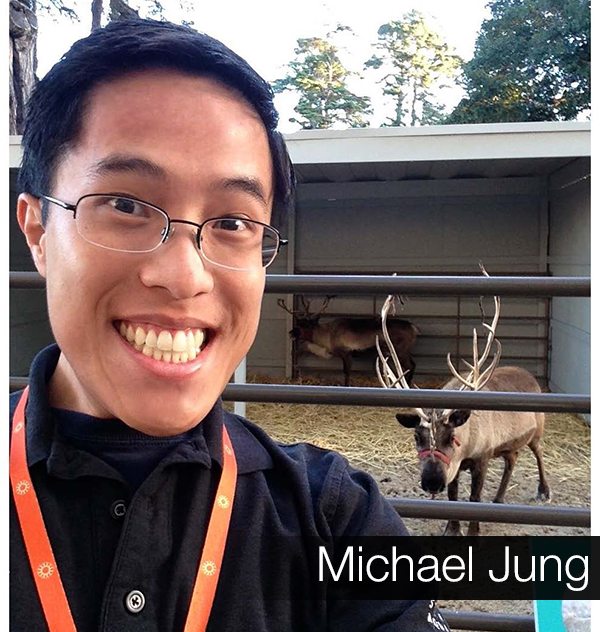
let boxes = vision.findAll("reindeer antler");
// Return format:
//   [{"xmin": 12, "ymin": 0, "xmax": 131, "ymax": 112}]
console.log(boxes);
[
  {"xmin": 299, "ymin": 295, "xmax": 311, "ymax": 316},
  {"xmin": 277, "ymin": 299, "xmax": 297, "ymax": 316},
  {"xmin": 314, "ymin": 295, "xmax": 335, "ymax": 317},
  {"xmin": 446, "ymin": 264, "xmax": 502, "ymax": 394},
  {"xmin": 295, "ymin": 295, "xmax": 336, "ymax": 320},
  {"xmin": 376, "ymin": 293, "xmax": 427, "ymax": 420}
]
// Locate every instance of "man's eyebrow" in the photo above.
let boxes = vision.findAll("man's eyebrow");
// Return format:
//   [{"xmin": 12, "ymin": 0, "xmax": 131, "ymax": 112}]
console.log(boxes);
[
  {"xmin": 216, "ymin": 176, "xmax": 270, "ymax": 208},
  {"xmin": 86, "ymin": 155, "xmax": 168, "ymax": 180}
]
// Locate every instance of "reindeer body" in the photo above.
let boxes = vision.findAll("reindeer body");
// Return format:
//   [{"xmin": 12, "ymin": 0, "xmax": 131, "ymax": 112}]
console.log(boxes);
[
  {"xmin": 297, "ymin": 318, "xmax": 418, "ymax": 386},
  {"xmin": 442, "ymin": 366, "xmax": 545, "ymax": 485}
]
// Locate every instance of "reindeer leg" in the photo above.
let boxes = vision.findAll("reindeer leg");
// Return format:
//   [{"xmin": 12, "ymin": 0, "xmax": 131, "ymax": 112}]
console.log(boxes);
[
  {"xmin": 442, "ymin": 473, "xmax": 462, "ymax": 536},
  {"xmin": 339, "ymin": 351, "xmax": 352, "ymax": 387},
  {"xmin": 467, "ymin": 459, "xmax": 489, "ymax": 536},
  {"xmin": 493, "ymin": 452, "xmax": 517, "ymax": 504},
  {"xmin": 529, "ymin": 438, "xmax": 551, "ymax": 502}
]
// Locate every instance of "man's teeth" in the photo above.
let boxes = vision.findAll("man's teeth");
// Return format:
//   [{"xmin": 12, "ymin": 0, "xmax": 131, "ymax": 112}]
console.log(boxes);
[{"xmin": 118, "ymin": 322, "xmax": 206, "ymax": 363}]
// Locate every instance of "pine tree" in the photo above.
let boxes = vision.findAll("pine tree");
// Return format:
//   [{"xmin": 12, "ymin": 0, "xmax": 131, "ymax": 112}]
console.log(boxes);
[
  {"xmin": 273, "ymin": 26, "xmax": 372, "ymax": 129},
  {"xmin": 365, "ymin": 11, "xmax": 461, "ymax": 127}
]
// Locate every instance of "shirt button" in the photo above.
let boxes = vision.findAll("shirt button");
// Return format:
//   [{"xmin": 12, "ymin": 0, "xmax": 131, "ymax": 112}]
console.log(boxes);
[
  {"xmin": 125, "ymin": 590, "xmax": 145, "ymax": 614},
  {"xmin": 110, "ymin": 500, "xmax": 127, "ymax": 520}
]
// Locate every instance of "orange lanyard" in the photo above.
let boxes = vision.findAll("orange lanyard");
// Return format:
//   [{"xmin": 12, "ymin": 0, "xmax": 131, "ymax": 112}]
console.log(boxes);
[{"xmin": 10, "ymin": 387, "xmax": 237, "ymax": 632}]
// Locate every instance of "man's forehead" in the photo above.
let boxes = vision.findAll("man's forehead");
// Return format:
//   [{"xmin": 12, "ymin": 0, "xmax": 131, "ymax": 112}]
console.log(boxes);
[
  {"xmin": 55, "ymin": 68, "xmax": 274, "ymax": 204},
  {"xmin": 86, "ymin": 68, "xmax": 264, "ymax": 124}
]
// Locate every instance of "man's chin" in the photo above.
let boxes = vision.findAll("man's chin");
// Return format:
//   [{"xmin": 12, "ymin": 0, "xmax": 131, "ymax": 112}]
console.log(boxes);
[{"xmin": 117, "ymin": 397, "xmax": 218, "ymax": 436}]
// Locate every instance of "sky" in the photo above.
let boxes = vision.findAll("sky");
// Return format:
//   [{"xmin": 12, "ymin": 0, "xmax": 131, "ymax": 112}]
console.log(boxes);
[{"xmin": 35, "ymin": 0, "xmax": 493, "ymax": 131}]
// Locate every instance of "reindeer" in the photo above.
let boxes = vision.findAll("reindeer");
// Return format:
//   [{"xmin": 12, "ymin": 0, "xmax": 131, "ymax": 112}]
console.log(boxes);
[
  {"xmin": 278, "ymin": 296, "xmax": 418, "ymax": 387},
  {"xmin": 376, "ymin": 276, "xmax": 550, "ymax": 536}
]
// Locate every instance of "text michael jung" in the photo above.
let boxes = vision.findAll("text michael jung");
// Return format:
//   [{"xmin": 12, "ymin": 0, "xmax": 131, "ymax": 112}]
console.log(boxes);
[{"xmin": 319, "ymin": 545, "xmax": 588, "ymax": 591}]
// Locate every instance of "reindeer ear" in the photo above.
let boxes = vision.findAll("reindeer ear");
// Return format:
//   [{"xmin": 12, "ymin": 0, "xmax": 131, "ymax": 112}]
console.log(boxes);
[
  {"xmin": 448, "ymin": 410, "xmax": 471, "ymax": 427},
  {"xmin": 395, "ymin": 413, "xmax": 421, "ymax": 428}
]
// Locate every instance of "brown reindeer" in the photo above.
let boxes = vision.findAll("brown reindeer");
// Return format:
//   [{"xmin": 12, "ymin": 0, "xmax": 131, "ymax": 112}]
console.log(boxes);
[
  {"xmin": 376, "ymin": 286, "xmax": 550, "ymax": 536},
  {"xmin": 278, "ymin": 296, "xmax": 418, "ymax": 387}
]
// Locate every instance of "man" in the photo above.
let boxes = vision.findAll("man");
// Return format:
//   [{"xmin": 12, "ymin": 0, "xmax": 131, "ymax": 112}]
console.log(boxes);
[{"xmin": 11, "ymin": 18, "xmax": 450, "ymax": 631}]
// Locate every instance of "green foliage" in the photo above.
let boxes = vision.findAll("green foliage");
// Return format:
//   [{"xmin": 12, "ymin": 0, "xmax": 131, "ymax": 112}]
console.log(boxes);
[
  {"xmin": 365, "ymin": 11, "xmax": 462, "ymax": 127},
  {"xmin": 273, "ymin": 26, "xmax": 372, "ymax": 129},
  {"xmin": 448, "ymin": 0, "xmax": 591, "ymax": 123}
]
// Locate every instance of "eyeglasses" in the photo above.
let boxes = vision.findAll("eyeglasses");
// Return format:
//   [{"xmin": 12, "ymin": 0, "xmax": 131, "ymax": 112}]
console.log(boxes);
[{"xmin": 40, "ymin": 194, "xmax": 288, "ymax": 271}]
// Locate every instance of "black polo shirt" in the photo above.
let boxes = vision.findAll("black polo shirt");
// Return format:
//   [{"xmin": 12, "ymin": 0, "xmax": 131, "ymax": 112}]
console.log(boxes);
[{"xmin": 10, "ymin": 345, "xmax": 449, "ymax": 631}]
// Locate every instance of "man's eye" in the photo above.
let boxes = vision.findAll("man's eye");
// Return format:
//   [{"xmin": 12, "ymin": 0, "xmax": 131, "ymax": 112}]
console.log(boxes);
[
  {"xmin": 213, "ymin": 218, "xmax": 252, "ymax": 232},
  {"xmin": 108, "ymin": 198, "xmax": 144, "ymax": 215}
]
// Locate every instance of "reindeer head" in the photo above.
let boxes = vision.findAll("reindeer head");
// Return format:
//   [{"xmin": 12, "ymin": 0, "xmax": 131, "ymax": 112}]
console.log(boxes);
[
  {"xmin": 395, "ymin": 408, "xmax": 471, "ymax": 494},
  {"xmin": 377, "ymin": 266, "xmax": 501, "ymax": 496},
  {"xmin": 277, "ymin": 296, "xmax": 334, "ymax": 342}
]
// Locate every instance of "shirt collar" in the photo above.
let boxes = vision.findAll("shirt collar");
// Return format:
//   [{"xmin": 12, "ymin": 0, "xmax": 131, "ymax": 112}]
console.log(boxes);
[{"xmin": 17, "ymin": 344, "xmax": 272, "ymax": 476}]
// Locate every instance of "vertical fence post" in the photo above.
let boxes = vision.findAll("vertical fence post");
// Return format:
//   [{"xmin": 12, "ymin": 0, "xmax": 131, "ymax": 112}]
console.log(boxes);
[{"xmin": 233, "ymin": 357, "xmax": 246, "ymax": 417}]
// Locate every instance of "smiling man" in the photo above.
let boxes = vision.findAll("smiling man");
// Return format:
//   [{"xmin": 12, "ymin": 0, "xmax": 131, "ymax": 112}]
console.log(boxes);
[{"xmin": 11, "ymin": 18, "xmax": 449, "ymax": 632}]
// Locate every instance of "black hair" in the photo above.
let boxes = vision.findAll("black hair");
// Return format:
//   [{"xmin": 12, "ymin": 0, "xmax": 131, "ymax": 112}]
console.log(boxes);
[{"xmin": 18, "ymin": 18, "xmax": 295, "ymax": 229}]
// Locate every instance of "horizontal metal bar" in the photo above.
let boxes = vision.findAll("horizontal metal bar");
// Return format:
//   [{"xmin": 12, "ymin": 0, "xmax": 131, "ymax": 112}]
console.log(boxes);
[
  {"xmin": 295, "ymin": 368, "xmax": 547, "ymax": 382},
  {"xmin": 10, "ymin": 271, "xmax": 591, "ymax": 296},
  {"xmin": 440, "ymin": 610, "xmax": 534, "ymax": 632},
  {"xmin": 10, "ymin": 379, "xmax": 590, "ymax": 413},
  {"xmin": 318, "ymin": 313, "xmax": 549, "ymax": 322},
  {"xmin": 394, "ymin": 354, "xmax": 545, "ymax": 361},
  {"xmin": 265, "ymin": 275, "xmax": 590, "ymax": 297},
  {"xmin": 10, "ymin": 377, "xmax": 28, "ymax": 391},
  {"xmin": 300, "ymin": 353, "xmax": 546, "ymax": 360},
  {"xmin": 10, "ymin": 271, "xmax": 45, "ymax": 289},
  {"xmin": 220, "ymin": 384, "xmax": 589, "ymax": 414},
  {"xmin": 419, "ymin": 334, "xmax": 547, "ymax": 341},
  {"xmin": 389, "ymin": 499, "xmax": 590, "ymax": 527}
]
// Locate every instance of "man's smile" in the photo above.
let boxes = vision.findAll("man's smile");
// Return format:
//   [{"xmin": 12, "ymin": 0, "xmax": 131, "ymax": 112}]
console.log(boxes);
[{"xmin": 116, "ymin": 320, "xmax": 210, "ymax": 364}]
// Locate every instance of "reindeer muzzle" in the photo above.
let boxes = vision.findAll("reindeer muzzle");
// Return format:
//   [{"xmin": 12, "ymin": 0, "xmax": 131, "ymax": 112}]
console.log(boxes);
[{"xmin": 418, "ymin": 449, "xmax": 451, "ymax": 466}]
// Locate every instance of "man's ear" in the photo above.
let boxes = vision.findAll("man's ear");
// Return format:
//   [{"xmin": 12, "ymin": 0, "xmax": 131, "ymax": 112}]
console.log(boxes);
[
  {"xmin": 17, "ymin": 193, "xmax": 47, "ymax": 278},
  {"xmin": 448, "ymin": 410, "xmax": 471, "ymax": 427},
  {"xmin": 395, "ymin": 413, "xmax": 421, "ymax": 428}
]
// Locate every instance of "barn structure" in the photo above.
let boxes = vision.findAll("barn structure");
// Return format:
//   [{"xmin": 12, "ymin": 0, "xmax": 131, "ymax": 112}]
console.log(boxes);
[
  {"xmin": 245, "ymin": 122, "xmax": 591, "ymax": 402},
  {"xmin": 9, "ymin": 121, "xmax": 591, "ymax": 403}
]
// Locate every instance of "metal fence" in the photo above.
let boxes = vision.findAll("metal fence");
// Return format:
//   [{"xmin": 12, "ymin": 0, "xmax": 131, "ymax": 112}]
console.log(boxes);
[{"xmin": 10, "ymin": 271, "xmax": 591, "ymax": 632}]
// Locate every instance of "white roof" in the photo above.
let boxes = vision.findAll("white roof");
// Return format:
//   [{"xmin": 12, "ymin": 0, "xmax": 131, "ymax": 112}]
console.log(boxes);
[
  {"xmin": 10, "ymin": 121, "xmax": 590, "ymax": 173},
  {"xmin": 283, "ymin": 121, "xmax": 590, "ymax": 164}
]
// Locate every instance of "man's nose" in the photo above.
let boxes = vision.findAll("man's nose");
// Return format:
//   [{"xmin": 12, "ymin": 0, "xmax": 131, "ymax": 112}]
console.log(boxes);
[{"xmin": 139, "ymin": 225, "xmax": 214, "ymax": 299}]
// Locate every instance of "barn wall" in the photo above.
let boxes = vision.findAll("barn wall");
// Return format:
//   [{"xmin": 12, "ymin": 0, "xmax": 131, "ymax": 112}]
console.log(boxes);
[
  {"xmin": 547, "ymin": 158, "xmax": 590, "ymax": 406},
  {"xmin": 246, "ymin": 247, "xmax": 290, "ymax": 379},
  {"xmin": 249, "ymin": 177, "xmax": 550, "ymax": 382}
]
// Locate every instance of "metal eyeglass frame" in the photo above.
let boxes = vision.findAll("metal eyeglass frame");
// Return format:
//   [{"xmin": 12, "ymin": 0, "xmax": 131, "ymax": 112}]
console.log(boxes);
[{"xmin": 40, "ymin": 194, "xmax": 288, "ymax": 270}]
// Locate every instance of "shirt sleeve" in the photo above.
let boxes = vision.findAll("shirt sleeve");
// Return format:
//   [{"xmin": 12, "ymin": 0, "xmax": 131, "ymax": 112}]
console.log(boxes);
[{"xmin": 325, "ymin": 461, "xmax": 451, "ymax": 632}]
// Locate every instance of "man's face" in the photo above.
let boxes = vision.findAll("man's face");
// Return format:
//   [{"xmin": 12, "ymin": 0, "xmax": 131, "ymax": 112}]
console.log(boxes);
[{"xmin": 19, "ymin": 70, "xmax": 274, "ymax": 435}]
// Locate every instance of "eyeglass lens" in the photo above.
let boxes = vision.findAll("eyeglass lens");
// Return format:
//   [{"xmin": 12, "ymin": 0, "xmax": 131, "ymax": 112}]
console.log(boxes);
[{"xmin": 74, "ymin": 195, "xmax": 279, "ymax": 269}]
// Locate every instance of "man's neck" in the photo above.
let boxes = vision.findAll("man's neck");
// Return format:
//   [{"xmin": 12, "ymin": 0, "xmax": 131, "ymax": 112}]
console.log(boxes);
[{"xmin": 48, "ymin": 352, "xmax": 113, "ymax": 418}]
